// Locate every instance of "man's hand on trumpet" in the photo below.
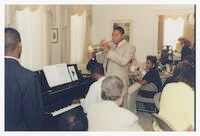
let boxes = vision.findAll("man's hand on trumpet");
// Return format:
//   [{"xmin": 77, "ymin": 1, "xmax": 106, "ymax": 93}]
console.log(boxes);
[{"xmin": 99, "ymin": 39, "xmax": 111, "ymax": 53}]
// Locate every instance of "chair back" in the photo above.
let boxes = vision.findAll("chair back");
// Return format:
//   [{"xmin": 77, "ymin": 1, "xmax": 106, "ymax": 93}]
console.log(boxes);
[
  {"xmin": 152, "ymin": 113, "xmax": 176, "ymax": 131},
  {"xmin": 154, "ymin": 92, "xmax": 162, "ymax": 111},
  {"xmin": 136, "ymin": 83, "xmax": 158, "ymax": 113}
]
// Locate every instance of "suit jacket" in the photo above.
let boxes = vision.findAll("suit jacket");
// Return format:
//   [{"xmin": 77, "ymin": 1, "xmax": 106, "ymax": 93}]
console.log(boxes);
[
  {"xmin": 181, "ymin": 45, "xmax": 192, "ymax": 60},
  {"xmin": 105, "ymin": 40, "xmax": 135, "ymax": 93},
  {"xmin": 5, "ymin": 58, "xmax": 44, "ymax": 131},
  {"xmin": 87, "ymin": 101, "xmax": 143, "ymax": 131},
  {"xmin": 86, "ymin": 58, "xmax": 98, "ymax": 72}
]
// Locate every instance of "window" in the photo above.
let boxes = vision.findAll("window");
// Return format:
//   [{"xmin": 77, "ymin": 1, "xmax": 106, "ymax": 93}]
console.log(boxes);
[
  {"xmin": 163, "ymin": 17, "xmax": 184, "ymax": 50},
  {"xmin": 70, "ymin": 11, "xmax": 86, "ymax": 64}
]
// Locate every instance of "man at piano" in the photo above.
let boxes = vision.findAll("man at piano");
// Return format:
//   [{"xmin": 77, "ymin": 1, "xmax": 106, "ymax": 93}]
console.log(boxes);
[
  {"xmin": 5, "ymin": 27, "xmax": 44, "ymax": 131},
  {"xmin": 87, "ymin": 76, "xmax": 143, "ymax": 131},
  {"xmin": 81, "ymin": 63, "xmax": 105, "ymax": 113},
  {"xmin": 100, "ymin": 26, "xmax": 136, "ymax": 108}
]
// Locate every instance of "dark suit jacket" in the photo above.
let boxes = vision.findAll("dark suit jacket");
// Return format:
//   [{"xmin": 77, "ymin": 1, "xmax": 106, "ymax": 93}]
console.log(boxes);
[
  {"xmin": 86, "ymin": 58, "xmax": 97, "ymax": 72},
  {"xmin": 5, "ymin": 58, "xmax": 44, "ymax": 131},
  {"xmin": 181, "ymin": 45, "xmax": 192, "ymax": 60}
]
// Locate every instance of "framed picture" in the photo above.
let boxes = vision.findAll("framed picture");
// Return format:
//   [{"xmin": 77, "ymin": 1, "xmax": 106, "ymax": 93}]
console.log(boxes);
[
  {"xmin": 111, "ymin": 20, "xmax": 132, "ymax": 44},
  {"xmin": 51, "ymin": 28, "xmax": 58, "ymax": 43},
  {"xmin": 67, "ymin": 65, "xmax": 78, "ymax": 81}
]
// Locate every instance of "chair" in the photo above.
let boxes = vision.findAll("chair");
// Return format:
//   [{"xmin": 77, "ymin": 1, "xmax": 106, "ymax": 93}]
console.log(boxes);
[
  {"xmin": 154, "ymin": 92, "xmax": 162, "ymax": 112},
  {"xmin": 136, "ymin": 83, "xmax": 158, "ymax": 113},
  {"xmin": 152, "ymin": 113, "xmax": 176, "ymax": 131},
  {"xmin": 127, "ymin": 82, "xmax": 142, "ymax": 114}
]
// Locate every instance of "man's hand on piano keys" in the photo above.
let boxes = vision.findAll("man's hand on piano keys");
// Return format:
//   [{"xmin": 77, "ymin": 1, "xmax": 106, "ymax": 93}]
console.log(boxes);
[{"xmin": 72, "ymin": 98, "xmax": 81, "ymax": 104}]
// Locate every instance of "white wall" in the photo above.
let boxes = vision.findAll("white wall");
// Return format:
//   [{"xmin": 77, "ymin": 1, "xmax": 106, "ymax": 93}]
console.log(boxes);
[
  {"xmin": 92, "ymin": 5, "xmax": 194, "ymax": 63},
  {"xmin": 50, "ymin": 6, "xmax": 62, "ymax": 64}
]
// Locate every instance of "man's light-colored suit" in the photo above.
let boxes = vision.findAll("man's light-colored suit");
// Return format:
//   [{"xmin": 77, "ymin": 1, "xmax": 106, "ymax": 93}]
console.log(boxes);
[
  {"xmin": 104, "ymin": 40, "xmax": 135, "ymax": 106},
  {"xmin": 87, "ymin": 101, "xmax": 143, "ymax": 131}
]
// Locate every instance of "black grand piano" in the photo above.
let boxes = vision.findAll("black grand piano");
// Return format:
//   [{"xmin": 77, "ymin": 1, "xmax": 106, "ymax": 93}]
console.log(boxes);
[{"xmin": 35, "ymin": 64, "xmax": 93, "ymax": 130}]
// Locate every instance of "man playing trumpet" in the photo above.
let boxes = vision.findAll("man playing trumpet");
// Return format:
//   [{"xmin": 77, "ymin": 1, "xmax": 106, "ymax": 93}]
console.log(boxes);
[{"xmin": 100, "ymin": 26, "xmax": 136, "ymax": 108}]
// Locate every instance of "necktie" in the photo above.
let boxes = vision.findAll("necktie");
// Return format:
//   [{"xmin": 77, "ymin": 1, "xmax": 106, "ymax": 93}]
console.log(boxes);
[{"xmin": 105, "ymin": 44, "xmax": 119, "ymax": 72}]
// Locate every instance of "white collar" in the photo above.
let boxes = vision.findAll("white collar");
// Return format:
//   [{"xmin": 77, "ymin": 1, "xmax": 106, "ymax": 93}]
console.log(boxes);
[
  {"xmin": 5, "ymin": 56, "xmax": 20, "ymax": 63},
  {"xmin": 113, "ymin": 39, "xmax": 125, "ymax": 49}
]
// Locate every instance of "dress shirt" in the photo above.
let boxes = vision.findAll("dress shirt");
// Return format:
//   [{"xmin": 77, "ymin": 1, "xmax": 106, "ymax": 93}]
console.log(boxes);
[
  {"xmin": 81, "ymin": 76, "xmax": 106, "ymax": 113},
  {"xmin": 105, "ymin": 40, "xmax": 125, "ymax": 72}
]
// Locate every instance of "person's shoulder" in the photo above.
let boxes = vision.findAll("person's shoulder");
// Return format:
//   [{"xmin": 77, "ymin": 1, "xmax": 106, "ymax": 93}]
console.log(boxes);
[
  {"xmin": 16, "ymin": 65, "xmax": 37, "ymax": 81},
  {"xmin": 125, "ymin": 42, "xmax": 136, "ymax": 50},
  {"xmin": 118, "ymin": 107, "xmax": 138, "ymax": 121},
  {"xmin": 87, "ymin": 102, "xmax": 102, "ymax": 115},
  {"xmin": 163, "ymin": 82, "xmax": 194, "ymax": 95},
  {"xmin": 150, "ymin": 68, "xmax": 159, "ymax": 74},
  {"xmin": 20, "ymin": 65, "xmax": 35, "ymax": 75}
]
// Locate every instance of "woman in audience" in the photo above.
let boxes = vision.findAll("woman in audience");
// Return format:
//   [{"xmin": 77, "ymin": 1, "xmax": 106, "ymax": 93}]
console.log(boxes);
[
  {"xmin": 178, "ymin": 37, "xmax": 192, "ymax": 61},
  {"xmin": 163, "ymin": 62, "xmax": 194, "ymax": 88},
  {"xmin": 153, "ymin": 62, "xmax": 195, "ymax": 131},
  {"xmin": 128, "ymin": 56, "xmax": 162, "ymax": 113},
  {"xmin": 129, "ymin": 55, "xmax": 162, "ymax": 92},
  {"xmin": 138, "ymin": 56, "xmax": 162, "ymax": 91},
  {"xmin": 87, "ymin": 76, "xmax": 143, "ymax": 131}
]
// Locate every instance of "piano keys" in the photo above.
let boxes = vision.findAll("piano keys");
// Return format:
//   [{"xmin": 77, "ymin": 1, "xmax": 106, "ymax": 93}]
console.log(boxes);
[{"xmin": 35, "ymin": 64, "xmax": 94, "ymax": 130}]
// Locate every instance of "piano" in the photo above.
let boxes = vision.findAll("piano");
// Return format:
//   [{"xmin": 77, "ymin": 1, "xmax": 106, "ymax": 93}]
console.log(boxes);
[{"xmin": 35, "ymin": 64, "xmax": 94, "ymax": 130}]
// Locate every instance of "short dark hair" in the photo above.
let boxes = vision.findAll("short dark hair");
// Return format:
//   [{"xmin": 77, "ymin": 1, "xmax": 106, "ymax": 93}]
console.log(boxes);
[
  {"xmin": 113, "ymin": 26, "xmax": 125, "ymax": 35},
  {"xmin": 173, "ymin": 62, "xmax": 195, "ymax": 87},
  {"xmin": 5, "ymin": 27, "xmax": 21, "ymax": 52},
  {"xmin": 147, "ymin": 55, "xmax": 157, "ymax": 65},
  {"xmin": 58, "ymin": 110, "xmax": 88, "ymax": 131},
  {"xmin": 91, "ymin": 63, "xmax": 104, "ymax": 76}
]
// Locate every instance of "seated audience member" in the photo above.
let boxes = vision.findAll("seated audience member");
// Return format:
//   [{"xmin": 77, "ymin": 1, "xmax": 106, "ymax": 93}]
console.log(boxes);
[
  {"xmin": 178, "ymin": 37, "xmax": 192, "ymax": 61},
  {"xmin": 153, "ymin": 83, "xmax": 194, "ymax": 131},
  {"xmin": 5, "ymin": 27, "xmax": 44, "ymax": 131},
  {"xmin": 81, "ymin": 63, "xmax": 105, "ymax": 113},
  {"xmin": 153, "ymin": 62, "xmax": 195, "ymax": 131},
  {"xmin": 163, "ymin": 62, "xmax": 194, "ymax": 88},
  {"xmin": 182, "ymin": 55, "xmax": 194, "ymax": 65},
  {"xmin": 58, "ymin": 108, "xmax": 88, "ymax": 131},
  {"xmin": 129, "ymin": 55, "xmax": 162, "ymax": 92},
  {"xmin": 86, "ymin": 51, "xmax": 98, "ymax": 72},
  {"xmin": 87, "ymin": 76, "xmax": 143, "ymax": 131}
]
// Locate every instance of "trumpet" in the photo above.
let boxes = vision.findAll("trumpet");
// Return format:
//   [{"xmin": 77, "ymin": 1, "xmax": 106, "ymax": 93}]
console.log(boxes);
[{"xmin": 89, "ymin": 40, "xmax": 113, "ymax": 52}]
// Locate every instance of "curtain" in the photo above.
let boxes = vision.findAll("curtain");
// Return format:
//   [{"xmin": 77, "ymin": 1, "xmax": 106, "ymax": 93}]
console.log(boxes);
[
  {"xmin": 163, "ymin": 17, "xmax": 184, "ymax": 50},
  {"xmin": 65, "ymin": 5, "xmax": 92, "ymax": 64},
  {"xmin": 16, "ymin": 6, "xmax": 46, "ymax": 71},
  {"xmin": 70, "ymin": 11, "xmax": 87, "ymax": 64},
  {"xmin": 183, "ymin": 14, "xmax": 194, "ymax": 47},
  {"xmin": 158, "ymin": 14, "xmax": 194, "ymax": 51},
  {"xmin": 158, "ymin": 15, "xmax": 164, "ymax": 52},
  {"xmin": 5, "ymin": 5, "xmax": 39, "ymax": 27}
]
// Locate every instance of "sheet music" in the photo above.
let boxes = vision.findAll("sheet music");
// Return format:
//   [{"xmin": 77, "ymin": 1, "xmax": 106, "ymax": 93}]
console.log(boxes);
[
  {"xmin": 68, "ymin": 66, "xmax": 78, "ymax": 81},
  {"xmin": 43, "ymin": 63, "xmax": 72, "ymax": 87}
]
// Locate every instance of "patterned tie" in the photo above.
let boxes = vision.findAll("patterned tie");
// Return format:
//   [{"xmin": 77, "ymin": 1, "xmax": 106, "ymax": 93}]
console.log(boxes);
[{"xmin": 105, "ymin": 44, "xmax": 119, "ymax": 72}]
